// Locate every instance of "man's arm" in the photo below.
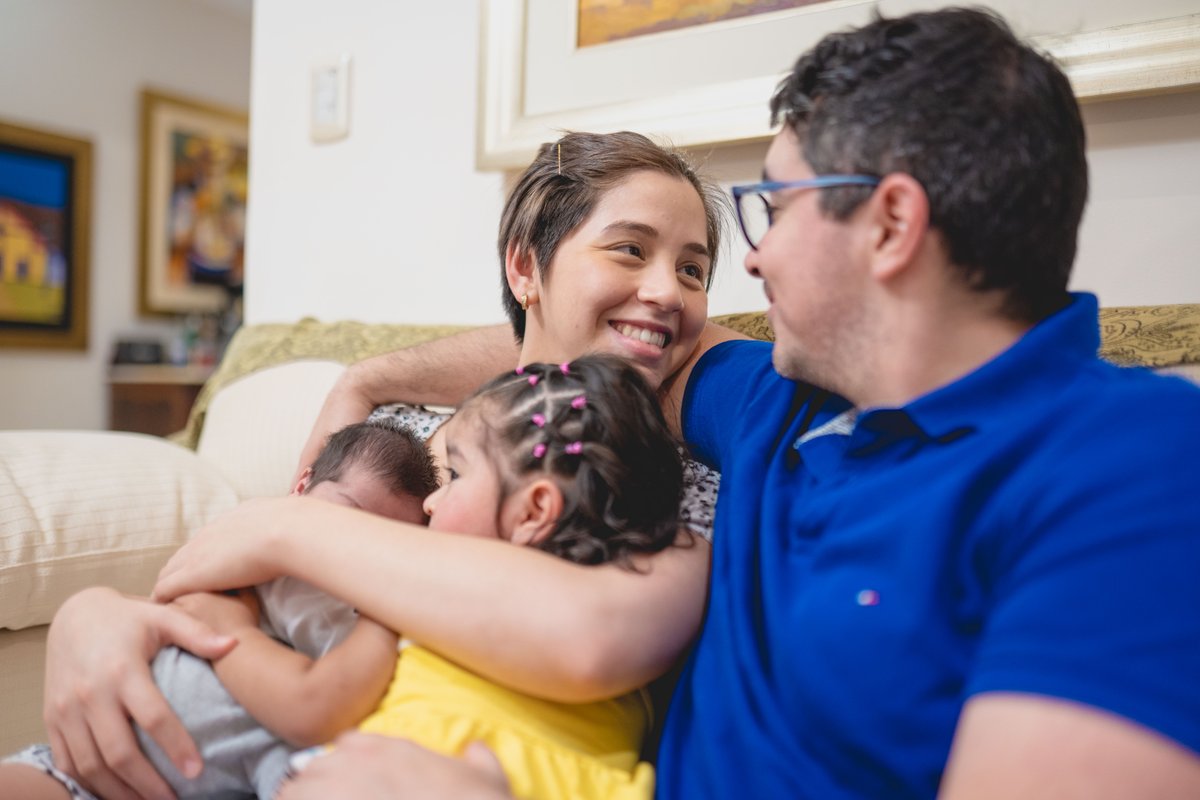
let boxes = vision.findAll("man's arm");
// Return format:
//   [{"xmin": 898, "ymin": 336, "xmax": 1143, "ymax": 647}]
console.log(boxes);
[
  {"xmin": 277, "ymin": 735, "xmax": 512, "ymax": 800},
  {"xmin": 940, "ymin": 693, "xmax": 1200, "ymax": 799},
  {"xmin": 295, "ymin": 324, "xmax": 518, "ymax": 476}
]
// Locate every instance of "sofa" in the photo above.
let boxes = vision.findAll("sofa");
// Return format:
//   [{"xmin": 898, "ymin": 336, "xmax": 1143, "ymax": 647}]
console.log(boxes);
[{"xmin": 2, "ymin": 305, "xmax": 1198, "ymax": 754}]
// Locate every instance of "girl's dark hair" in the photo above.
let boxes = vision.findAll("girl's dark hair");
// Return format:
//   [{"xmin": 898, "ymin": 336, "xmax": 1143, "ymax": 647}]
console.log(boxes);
[
  {"xmin": 309, "ymin": 419, "xmax": 439, "ymax": 501},
  {"xmin": 497, "ymin": 130, "xmax": 728, "ymax": 340},
  {"xmin": 459, "ymin": 354, "xmax": 685, "ymax": 568}
]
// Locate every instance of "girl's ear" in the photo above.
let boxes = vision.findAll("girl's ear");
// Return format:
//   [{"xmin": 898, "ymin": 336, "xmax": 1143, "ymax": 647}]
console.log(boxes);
[
  {"xmin": 507, "ymin": 478, "xmax": 563, "ymax": 547},
  {"xmin": 291, "ymin": 467, "xmax": 314, "ymax": 496}
]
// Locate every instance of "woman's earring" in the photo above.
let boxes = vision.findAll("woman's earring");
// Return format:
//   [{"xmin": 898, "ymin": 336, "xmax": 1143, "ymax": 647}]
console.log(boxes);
[{"xmin": 520, "ymin": 293, "xmax": 529, "ymax": 312}]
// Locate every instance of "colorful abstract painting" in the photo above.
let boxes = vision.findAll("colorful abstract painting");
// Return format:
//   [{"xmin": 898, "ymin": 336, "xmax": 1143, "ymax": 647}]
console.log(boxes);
[
  {"xmin": 578, "ymin": 0, "xmax": 826, "ymax": 47},
  {"xmin": 139, "ymin": 90, "xmax": 248, "ymax": 316}
]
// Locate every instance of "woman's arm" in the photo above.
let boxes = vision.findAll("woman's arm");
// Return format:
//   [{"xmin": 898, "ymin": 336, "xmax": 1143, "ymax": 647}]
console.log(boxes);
[
  {"xmin": 295, "ymin": 325, "xmax": 519, "ymax": 476},
  {"xmin": 658, "ymin": 320, "xmax": 748, "ymax": 435},
  {"xmin": 155, "ymin": 497, "xmax": 710, "ymax": 702}
]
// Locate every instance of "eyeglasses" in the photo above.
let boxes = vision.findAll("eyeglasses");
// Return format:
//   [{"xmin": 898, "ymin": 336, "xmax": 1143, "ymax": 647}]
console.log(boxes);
[{"xmin": 731, "ymin": 175, "xmax": 881, "ymax": 250}]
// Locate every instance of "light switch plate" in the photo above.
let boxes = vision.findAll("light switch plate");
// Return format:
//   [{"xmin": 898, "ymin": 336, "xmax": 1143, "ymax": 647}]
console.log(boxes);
[{"xmin": 311, "ymin": 55, "xmax": 351, "ymax": 143}]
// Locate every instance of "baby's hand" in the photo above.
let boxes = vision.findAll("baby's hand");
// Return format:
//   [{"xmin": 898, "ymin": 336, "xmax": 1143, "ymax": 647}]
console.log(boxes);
[{"xmin": 172, "ymin": 589, "xmax": 260, "ymax": 637}]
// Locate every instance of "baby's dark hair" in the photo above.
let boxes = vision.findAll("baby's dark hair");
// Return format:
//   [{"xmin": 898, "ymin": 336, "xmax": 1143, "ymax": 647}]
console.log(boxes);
[
  {"xmin": 459, "ymin": 354, "xmax": 685, "ymax": 568},
  {"xmin": 308, "ymin": 419, "xmax": 439, "ymax": 501}
]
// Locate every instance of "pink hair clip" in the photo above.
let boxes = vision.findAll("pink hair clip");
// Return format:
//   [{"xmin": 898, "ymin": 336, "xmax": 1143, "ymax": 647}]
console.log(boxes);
[
  {"xmin": 515, "ymin": 366, "xmax": 525, "ymax": 375},
  {"xmin": 564, "ymin": 441, "xmax": 583, "ymax": 455},
  {"xmin": 570, "ymin": 394, "xmax": 586, "ymax": 410},
  {"xmin": 559, "ymin": 362, "xmax": 571, "ymax": 374},
  {"xmin": 528, "ymin": 374, "xmax": 539, "ymax": 386},
  {"xmin": 531, "ymin": 413, "xmax": 546, "ymax": 428},
  {"xmin": 532, "ymin": 442, "xmax": 548, "ymax": 459}
]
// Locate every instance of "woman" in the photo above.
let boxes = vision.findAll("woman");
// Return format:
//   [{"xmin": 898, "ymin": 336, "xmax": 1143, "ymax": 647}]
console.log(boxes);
[{"xmin": 42, "ymin": 132, "xmax": 744, "ymax": 800}]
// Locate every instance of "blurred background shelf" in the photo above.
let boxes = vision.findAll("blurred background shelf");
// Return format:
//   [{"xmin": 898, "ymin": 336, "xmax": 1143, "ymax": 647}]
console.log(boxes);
[{"xmin": 108, "ymin": 364, "xmax": 214, "ymax": 436}]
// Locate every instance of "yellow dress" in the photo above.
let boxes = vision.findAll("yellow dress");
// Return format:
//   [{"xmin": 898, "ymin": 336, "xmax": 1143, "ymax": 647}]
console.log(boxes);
[{"xmin": 357, "ymin": 642, "xmax": 655, "ymax": 800}]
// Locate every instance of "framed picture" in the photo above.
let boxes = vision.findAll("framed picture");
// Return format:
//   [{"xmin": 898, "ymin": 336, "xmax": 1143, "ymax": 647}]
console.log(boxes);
[
  {"xmin": 477, "ymin": 0, "xmax": 1200, "ymax": 169},
  {"xmin": 0, "ymin": 119, "xmax": 91, "ymax": 349},
  {"xmin": 139, "ymin": 89, "xmax": 249, "ymax": 316}
]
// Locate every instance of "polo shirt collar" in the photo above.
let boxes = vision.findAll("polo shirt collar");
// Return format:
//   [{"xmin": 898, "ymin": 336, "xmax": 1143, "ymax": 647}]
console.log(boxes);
[
  {"xmin": 898, "ymin": 292, "xmax": 1099, "ymax": 438},
  {"xmin": 793, "ymin": 293, "xmax": 1099, "ymax": 476}
]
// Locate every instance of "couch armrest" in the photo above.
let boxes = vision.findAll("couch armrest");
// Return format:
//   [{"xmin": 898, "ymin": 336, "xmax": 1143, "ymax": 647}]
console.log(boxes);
[{"xmin": 0, "ymin": 431, "xmax": 238, "ymax": 630}]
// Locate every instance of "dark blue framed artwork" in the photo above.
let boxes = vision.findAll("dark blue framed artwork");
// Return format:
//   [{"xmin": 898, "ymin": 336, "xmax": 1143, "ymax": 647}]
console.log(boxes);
[{"xmin": 0, "ymin": 119, "xmax": 91, "ymax": 349}]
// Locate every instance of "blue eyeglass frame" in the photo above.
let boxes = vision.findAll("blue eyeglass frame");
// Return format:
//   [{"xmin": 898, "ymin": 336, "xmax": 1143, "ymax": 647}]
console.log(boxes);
[{"xmin": 731, "ymin": 175, "xmax": 881, "ymax": 250}]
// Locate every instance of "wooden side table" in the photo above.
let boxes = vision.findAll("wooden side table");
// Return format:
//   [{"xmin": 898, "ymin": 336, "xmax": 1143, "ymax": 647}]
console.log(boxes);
[{"xmin": 108, "ymin": 364, "xmax": 214, "ymax": 437}]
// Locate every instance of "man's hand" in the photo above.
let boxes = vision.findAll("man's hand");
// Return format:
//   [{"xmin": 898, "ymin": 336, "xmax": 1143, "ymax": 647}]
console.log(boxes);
[
  {"xmin": 43, "ymin": 587, "xmax": 236, "ymax": 800},
  {"xmin": 277, "ymin": 734, "xmax": 512, "ymax": 800}
]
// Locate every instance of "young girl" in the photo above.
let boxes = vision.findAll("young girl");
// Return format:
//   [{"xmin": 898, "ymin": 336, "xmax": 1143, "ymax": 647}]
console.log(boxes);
[
  {"xmin": 342, "ymin": 354, "xmax": 687, "ymax": 799},
  {"xmin": 226, "ymin": 355, "xmax": 683, "ymax": 799}
]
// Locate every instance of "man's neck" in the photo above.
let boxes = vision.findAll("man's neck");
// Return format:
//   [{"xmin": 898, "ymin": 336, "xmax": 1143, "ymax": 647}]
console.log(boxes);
[{"xmin": 848, "ymin": 289, "xmax": 1033, "ymax": 410}]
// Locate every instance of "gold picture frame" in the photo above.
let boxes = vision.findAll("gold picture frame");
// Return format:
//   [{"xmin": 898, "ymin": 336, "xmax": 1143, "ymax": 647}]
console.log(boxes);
[
  {"xmin": 138, "ymin": 89, "xmax": 249, "ymax": 317},
  {"xmin": 477, "ymin": 0, "xmax": 1200, "ymax": 170},
  {"xmin": 0, "ymin": 118, "xmax": 92, "ymax": 350}
]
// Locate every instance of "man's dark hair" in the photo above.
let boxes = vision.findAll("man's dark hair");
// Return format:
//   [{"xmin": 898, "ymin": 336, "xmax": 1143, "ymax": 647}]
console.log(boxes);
[
  {"xmin": 459, "ymin": 354, "xmax": 685, "ymax": 569},
  {"xmin": 770, "ymin": 7, "xmax": 1087, "ymax": 322},
  {"xmin": 308, "ymin": 420, "xmax": 439, "ymax": 500},
  {"xmin": 497, "ymin": 130, "xmax": 727, "ymax": 340}
]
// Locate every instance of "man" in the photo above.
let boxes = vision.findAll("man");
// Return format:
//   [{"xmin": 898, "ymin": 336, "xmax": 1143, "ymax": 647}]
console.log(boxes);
[
  {"xmin": 654, "ymin": 8, "xmax": 1200, "ymax": 798},
  {"xmin": 284, "ymin": 9, "xmax": 1200, "ymax": 798}
]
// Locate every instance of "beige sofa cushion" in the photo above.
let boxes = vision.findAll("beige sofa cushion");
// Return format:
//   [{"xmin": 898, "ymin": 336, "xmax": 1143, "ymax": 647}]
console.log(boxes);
[
  {"xmin": 174, "ymin": 319, "xmax": 470, "ymax": 450},
  {"xmin": 0, "ymin": 431, "xmax": 238, "ymax": 630},
  {"xmin": 197, "ymin": 360, "xmax": 348, "ymax": 499}
]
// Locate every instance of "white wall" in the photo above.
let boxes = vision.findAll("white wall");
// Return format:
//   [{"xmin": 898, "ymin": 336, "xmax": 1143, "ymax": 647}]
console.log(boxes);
[
  {"xmin": 1076, "ymin": 90, "xmax": 1200, "ymax": 304},
  {"xmin": 0, "ymin": 0, "xmax": 252, "ymax": 430},
  {"xmin": 247, "ymin": 1, "xmax": 1200, "ymax": 329},
  {"xmin": 4, "ymin": 4, "xmax": 1188, "ymax": 428},
  {"xmin": 244, "ymin": 0, "xmax": 506, "ymax": 326}
]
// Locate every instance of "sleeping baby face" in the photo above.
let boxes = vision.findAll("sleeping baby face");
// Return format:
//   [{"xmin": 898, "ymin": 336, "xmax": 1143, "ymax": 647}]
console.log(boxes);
[{"xmin": 297, "ymin": 462, "xmax": 428, "ymax": 526}]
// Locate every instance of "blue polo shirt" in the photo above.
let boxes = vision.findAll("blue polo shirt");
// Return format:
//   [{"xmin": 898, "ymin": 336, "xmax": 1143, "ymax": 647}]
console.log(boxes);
[{"xmin": 657, "ymin": 294, "xmax": 1200, "ymax": 799}]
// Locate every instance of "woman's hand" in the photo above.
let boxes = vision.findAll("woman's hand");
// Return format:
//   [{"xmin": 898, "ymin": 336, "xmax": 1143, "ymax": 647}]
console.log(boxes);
[
  {"xmin": 43, "ymin": 587, "xmax": 236, "ymax": 800},
  {"xmin": 171, "ymin": 590, "xmax": 260, "ymax": 637},
  {"xmin": 154, "ymin": 497, "xmax": 296, "ymax": 602},
  {"xmin": 277, "ymin": 734, "xmax": 512, "ymax": 800}
]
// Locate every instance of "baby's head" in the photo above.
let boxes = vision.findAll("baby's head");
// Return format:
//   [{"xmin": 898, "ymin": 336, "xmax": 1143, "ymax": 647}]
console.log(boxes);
[
  {"xmin": 423, "ymin": 354, "xmax": 684, "ymax": 568},
  {"xmin": 295, "ymin": 420, "xmax": 439, "ymax": 526}
]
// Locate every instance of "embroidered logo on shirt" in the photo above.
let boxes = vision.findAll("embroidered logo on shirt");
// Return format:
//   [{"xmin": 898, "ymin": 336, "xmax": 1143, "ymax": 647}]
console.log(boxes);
[{"xmin": 856, "ymin": 589, "xmax": 881, "ymax": 607}]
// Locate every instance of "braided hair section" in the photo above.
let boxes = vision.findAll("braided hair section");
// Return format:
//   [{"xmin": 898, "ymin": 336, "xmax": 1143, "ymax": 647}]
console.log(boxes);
[{"xmin": 458, "ymin": 354, "xmax": 685, "ymax": 568}]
